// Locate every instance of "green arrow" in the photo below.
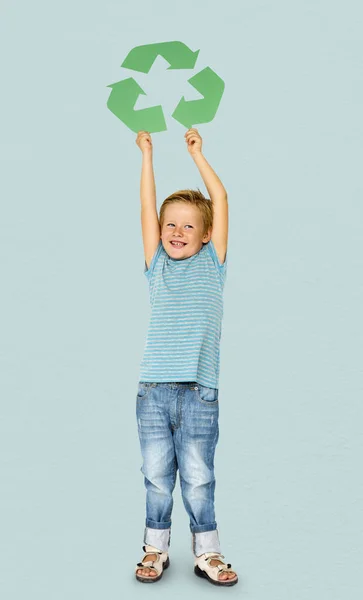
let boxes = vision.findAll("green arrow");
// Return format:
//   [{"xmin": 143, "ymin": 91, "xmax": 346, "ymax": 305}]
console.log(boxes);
[
  {"xmin": 106, "ymin": 77, "xmax": 167, "ymax": 133},
  {"xmin": 171, "ymin": 67, "xmax": 225, "ymax": 128},
  {"xmin": 121, "ymin": 41, "xmax": 200, "ymax": 74}
]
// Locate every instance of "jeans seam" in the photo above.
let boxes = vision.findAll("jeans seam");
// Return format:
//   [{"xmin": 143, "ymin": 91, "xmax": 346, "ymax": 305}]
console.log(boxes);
[{"xmin": 178, "ymin": 386, "xmax": 185, "ymax": 427}]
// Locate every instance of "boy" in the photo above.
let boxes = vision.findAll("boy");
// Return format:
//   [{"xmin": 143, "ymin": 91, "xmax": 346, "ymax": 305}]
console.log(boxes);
[{"xmin": 134, "ymin": 129, "xmax": 238, "ymax": 587}]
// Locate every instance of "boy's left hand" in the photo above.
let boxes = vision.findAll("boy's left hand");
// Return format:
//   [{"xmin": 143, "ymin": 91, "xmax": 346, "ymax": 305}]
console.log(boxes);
[{"xmin": 184, "ymin": 128, "xmax": 203, "ymax": 156}]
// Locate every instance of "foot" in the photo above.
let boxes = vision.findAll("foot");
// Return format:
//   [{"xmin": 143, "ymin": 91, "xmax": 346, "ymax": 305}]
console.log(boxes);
[
  {"xmin": 209, "ymin": 557, "xmax": 237, "ymax": 581},
  {"xmin": 135, "ymin": 545, "xmax": 170, "ymax": 583},
  {"xmin": 136, "ymin": 553, "xmax": 158, "ymax": 578},
  {"xmin": 194, "ymin": 552, "xmax": 238, "ymax": 586}
]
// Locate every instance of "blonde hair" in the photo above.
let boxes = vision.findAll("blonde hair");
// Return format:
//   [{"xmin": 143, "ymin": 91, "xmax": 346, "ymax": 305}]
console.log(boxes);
[{"xmin": 159, "ymin": 188, "xmax": 213, "ymax": 238}]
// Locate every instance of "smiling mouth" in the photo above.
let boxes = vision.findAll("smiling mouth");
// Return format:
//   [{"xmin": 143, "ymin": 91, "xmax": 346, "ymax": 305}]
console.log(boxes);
[{"xmin": 170, "ymin": 241, "xmax": 187, "ymax": 248}]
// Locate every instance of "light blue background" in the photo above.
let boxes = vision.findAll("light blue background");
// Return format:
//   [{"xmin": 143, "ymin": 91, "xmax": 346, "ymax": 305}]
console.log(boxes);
[{"xmin": 1, "ymin": 1, "xmax": 362, "ymax": 598}]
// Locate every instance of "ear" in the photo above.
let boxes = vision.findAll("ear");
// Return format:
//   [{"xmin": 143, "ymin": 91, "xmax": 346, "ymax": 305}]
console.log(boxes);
[{"xmin": 202, "ymin": 227, "xmax": 212, "ymax": 243}]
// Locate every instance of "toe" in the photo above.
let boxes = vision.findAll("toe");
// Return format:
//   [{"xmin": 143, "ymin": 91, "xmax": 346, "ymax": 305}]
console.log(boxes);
[{"xmin": 218, "ymin": 570, "xmax": 237, "ymax": 581}]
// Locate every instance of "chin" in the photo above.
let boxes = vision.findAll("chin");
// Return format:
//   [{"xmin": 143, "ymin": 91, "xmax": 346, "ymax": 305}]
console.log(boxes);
[{"xmin": 164, "ymin": 242, "xmax": 187, "ymax": 258}]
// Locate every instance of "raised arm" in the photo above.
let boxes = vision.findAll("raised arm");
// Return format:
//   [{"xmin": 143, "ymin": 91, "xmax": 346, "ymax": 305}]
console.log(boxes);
[
  {"xmin": 136, "ymin": 131, "xmax": 161, "ymax": 269},
  {"xmin": 185, "ymin": 129, "xmax": 228, "ymax": 265}
]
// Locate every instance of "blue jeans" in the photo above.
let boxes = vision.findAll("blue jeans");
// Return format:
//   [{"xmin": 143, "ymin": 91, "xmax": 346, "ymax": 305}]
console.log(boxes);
[{"xmin": 136, "ymin": 381, "xmax": 221, "ymax": 557}]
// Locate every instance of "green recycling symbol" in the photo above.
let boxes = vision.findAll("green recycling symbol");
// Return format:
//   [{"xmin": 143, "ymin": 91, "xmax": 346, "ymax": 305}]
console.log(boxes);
[{"xmin": 106, "ymin": 41, "xmax": 225, "ymax": 132}]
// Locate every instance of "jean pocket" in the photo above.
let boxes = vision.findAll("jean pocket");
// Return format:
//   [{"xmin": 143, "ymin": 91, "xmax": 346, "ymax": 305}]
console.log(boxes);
[
  {"xmin": 195, "ymin": 384, "xmax": 219, "ymax": 405},
  {"xmin": 136, "ymin": 382, "xmax": 153, "ymax": 400}
]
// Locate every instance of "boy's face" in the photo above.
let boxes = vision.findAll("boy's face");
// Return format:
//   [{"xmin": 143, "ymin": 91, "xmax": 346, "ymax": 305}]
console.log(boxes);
[{"xmin": 161, "ymin": 203, "xmax": 212, "ymax": 260}]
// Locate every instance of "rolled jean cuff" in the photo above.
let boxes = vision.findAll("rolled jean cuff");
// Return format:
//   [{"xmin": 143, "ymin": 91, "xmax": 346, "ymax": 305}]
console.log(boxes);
[
  {"xmin": 192, "ymin": 529, "xmax": 221, "ymax": 557},
  {"xmin": 146, "ymin": 518, "xmax": 172, "ymax": 530},
  {"xmin": 190, "ymin": 521, "xmax": 217, "ymax": 534},
  {"xmin": 144, "ymin": 526, "xmax": 171, "ymax": 552}
]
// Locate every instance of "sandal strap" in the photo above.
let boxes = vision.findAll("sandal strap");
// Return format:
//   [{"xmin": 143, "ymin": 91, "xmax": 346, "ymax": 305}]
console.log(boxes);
[
  {"xmin": 195, "ymin": 552, "xmax": 235, "ymax": 580},
  {"xmin": 203, "ymin": 552, "xmax": 225, "ymax": 560},
  {"xmin": 143, "ymin": 544, "xmax": 164, "ymax": 553},
  {"xmin": 135, "ymin": 545, "xmax": 168, "ymax": 576},
  {"xmin": 216, "ymin": 563, "xmax": 234, "ymax": 573},
  {"xmin": 205, "ymin": 554, "xmax": 232, "ymax": 570},
  {"xmin": 138, "ymin": 544, "xmax": 165, "ymax": 566}
]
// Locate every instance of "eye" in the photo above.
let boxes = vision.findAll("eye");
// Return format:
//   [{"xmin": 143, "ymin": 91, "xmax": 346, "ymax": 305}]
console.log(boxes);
[{"xmin": 185, "ymin": 225, "xmax": 193, "ymax": 228}]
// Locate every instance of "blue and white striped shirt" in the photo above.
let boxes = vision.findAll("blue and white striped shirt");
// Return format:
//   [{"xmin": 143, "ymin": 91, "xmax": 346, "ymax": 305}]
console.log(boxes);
[{"xmin": 138, "ymin": 239, "xmax": 227, "ymax": 388}]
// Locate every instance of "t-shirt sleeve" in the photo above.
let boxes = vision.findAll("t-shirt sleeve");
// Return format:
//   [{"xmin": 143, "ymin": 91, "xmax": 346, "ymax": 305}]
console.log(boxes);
[
  {"xmin": 207, "ymin": 239, "xmax": 228, "ymax": 286},
  {"xmin": 144, "ymin": 241, "xmax": 163, "ymax": 280}
]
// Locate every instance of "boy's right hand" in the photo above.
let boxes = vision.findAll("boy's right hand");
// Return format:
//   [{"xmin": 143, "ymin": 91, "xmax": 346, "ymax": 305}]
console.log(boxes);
[{"xmin": 136, "ymin": 131, "xmax": 153, "ymax": 154}]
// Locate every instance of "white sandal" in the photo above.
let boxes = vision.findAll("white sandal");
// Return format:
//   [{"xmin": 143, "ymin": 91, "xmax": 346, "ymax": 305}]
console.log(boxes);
[
  {"xmin": 135, "ymin": 544, "xmax": 170, "ymax": 583},
  {"xmin": 194, "ymin": 552, "xmax": 238, "ymax": 586}
]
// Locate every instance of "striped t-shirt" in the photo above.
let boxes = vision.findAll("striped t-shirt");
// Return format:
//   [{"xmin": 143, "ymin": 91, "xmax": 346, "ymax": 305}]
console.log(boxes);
[{"xmin": 138, "ymin": 239, "xmax": 228, "ymax": 389}]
